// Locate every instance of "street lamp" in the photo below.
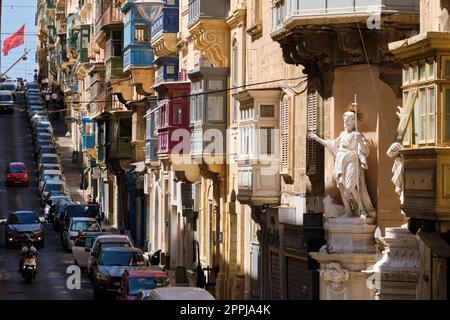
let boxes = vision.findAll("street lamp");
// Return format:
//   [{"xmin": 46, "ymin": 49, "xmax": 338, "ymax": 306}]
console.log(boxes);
[{"xmin": 133, "ymin": 0, "xmax": 164, "ymax": 22}]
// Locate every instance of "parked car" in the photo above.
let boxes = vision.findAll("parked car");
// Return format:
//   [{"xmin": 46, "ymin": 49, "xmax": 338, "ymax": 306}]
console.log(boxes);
[
  {"xmin": 61, "ymin": 217, "xmax": 101, "ymax": 251},
  {"xmin": 62, "ymin": 204, "xmax": 101, "ymax": 228},
  {"xmin": 136, "ymin": 287, "xmax": 215, "ymax": 300},
  {"xmin": 39, "ymin": 163, "xmax": 63, "ymax": 174},
  {"xmin": 4, "ymin": 162, "xmax": 29, "ymax": 186},
  {"xmin": 0, "ymin": 90, "xmax": 15, "ymax": 114},
  {"xmin": 41, "ymin": 181, "xmax": 66, "ymax": 205},
  {"xmin": 72, "ymin": 232, "xmax": 112, "ymax": 269},
  {"xmin": 37, "ymin": 145, "xmax": 58, "ymax": 158},
  {"xmin": 38, "ymin": 153, "xmax": 61, "ymax": 172},
  {"xmin": 2, "ymin": 211, "xmax": 44, "ymax": 249},
  {"xmin": 39, "ymin": 169, "xmax": 64, "ymax": 192},
  {"xmin": 87, "ymin": 235, "xmax": 134, "ymax": 277},
  {"xmin": 117, "ymin": 268, "xmax": 171, "ymax": 300},
  {"xmin": 92, "ymin": 247, "xmax": 146, "ymax": 299}
]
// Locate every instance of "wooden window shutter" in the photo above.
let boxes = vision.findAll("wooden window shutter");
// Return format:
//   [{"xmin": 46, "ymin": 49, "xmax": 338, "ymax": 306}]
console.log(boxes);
[
  {"xmin": 307, "ymin": 90, "xmax": 319, "ymax": 175},
  {"xmin": 280, "ymin": 95, "xmax": 289, "ymax": 171}
]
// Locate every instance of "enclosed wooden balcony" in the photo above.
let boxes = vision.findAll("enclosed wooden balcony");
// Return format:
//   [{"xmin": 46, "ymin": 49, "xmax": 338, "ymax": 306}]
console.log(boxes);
[{"xmin": 150, "ymin": 1, "xmax": 179, "ymax": 57}]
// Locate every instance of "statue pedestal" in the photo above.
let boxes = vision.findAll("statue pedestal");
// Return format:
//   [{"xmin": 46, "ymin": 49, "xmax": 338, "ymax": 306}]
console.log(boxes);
[
  {"xmin": 310, "ymin": 216, "xmax": 377, "ymax": 300},
  {"xmin": 324, "ymin": 217, "xmax": 377, "ymax": 254},
  {"xmin": 310, "ymin": 252, "xmax": 377, "ymax": 300},
  {"xmin": 363, "ymin": 227, "xmax": 419, "ymax": 300}
]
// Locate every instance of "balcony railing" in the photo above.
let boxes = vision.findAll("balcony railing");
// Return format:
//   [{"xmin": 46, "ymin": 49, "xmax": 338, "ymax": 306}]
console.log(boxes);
[
  {"xmin": 95, "ymin": 5, "xmax": 123, "ymax": 36},
  {"xmin": 157, "ymin": 131, "xmax": 169, "ymax": 154},
  {"xmin": 272, "ymin": 0, "xmax": 420, "ymax": 31}
]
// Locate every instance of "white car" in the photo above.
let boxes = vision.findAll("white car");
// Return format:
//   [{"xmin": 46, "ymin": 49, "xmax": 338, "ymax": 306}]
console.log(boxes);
[
  {"xmin": 39, "ymin": 169, "xmax": 65, "ymax": 192},
  {"xmin": 71, "ymin": 232, "xmax": 111, "ymax": 268},
  {"xmin": 136, "ymin": 287, "xmax": 215, "ymax": 300},
  {"xmin": 62, "ymin": 217, "xmax": 101, "ymax": 251},
  {"xmin": 41, "ymin": 180, "xmax": 67, "ymax": 204}
]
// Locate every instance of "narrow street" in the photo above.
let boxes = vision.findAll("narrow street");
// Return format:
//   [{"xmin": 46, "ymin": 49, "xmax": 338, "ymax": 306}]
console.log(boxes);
[{"xmin": 0, "ymin": 93, "xmax": 92, "ymax": 300}]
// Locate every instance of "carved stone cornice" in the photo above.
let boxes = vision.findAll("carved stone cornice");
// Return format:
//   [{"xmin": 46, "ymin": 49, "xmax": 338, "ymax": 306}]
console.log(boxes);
[
  {"xmin": 151, "ymin": 33, "xmax": 178, "ymax": 57},
  {"xmin": 189, "ymin": 19, "xmax": 230, "ymax": 68},
  {"xmin": 274, "ymin": 22, "xmax": 419, "ymax": 99}
]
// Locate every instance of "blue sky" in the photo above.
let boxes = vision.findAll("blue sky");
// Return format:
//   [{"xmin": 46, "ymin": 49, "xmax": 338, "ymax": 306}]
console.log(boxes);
[{"xmin": 1, "ymin": 0, "xmax": 37, "ymax": 80}]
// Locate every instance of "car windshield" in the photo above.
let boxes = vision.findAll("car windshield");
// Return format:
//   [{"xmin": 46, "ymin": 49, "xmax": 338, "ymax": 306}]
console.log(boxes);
[
  {"xmin": 101, "ymin": 243, "xmax": 131, "ymax": 251},
  {"xmin": 44, "ymin": 184, "xmax": 63, "ymax": 192},
  {"xmin": 66, "ymin": 205, "xmax": 99, "ymax": 219},
  {"xmin": 0, "ymin": 95, "xmax": 12, "ymax": 101},
  {"xmin": 41, "ymin": 157, "xmax": 58, "ymax": 164},
  {"xmin": 43, "ymin": 174, "xmax": 60, "ymax": 181},
  {"xmin": 128, "ymin": 277, "xmax": 170, "ymax": 296},
  {"xmin": 100, "ymin": 251, "xmax": 135, "ymax": 266},
  {"xmin": 9, "ymin": 212, "xmax": 39, "ymax": 224},
  {"xmin": 9, "ymin": 165, "xmax": 26, "ymax": 173},
  {"xmin": 1, "ymin": 85, "xmax": 14, "ymax": 90},
  {"xmin": 70, "ymin": 221, "xmax": 100, "ymax": 232},
  {"xmin": 41, "ymin": 147, "xmax": 56, "ymax": 153}
]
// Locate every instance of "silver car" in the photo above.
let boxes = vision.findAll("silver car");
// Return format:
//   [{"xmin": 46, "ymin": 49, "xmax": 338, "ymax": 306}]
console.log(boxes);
[{"xmin": 0, "ymin": 90, "xmax": 14, "ymax": 113}]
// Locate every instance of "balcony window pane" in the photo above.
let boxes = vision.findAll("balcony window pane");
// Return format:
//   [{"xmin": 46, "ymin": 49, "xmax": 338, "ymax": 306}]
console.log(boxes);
[
  {"xmin": 412, "ymin": 95, "xmax": 419, "ymax": 144},
  {"xmin": 446, "ymin": 60, "xmax": 450, "ymax": 79},
  {"xmin": 402, "ymin": 67, "xmax": 409, "ymax": 85},
  {"xmin": 207, "ymin": 96, "xmax": 224, "ymax": 121},
  {"xmin": 119, "ymin": 119, "xmax": 132, "ymax": 138},
  {"xmin": 260, "ymin": 127, "xmax": 274, "ymax": 155},
  {"xmin": 428, "ymin": 87, "xmax": 435, "ymax": 142},
  {"xmin": 173, "ymin": 104, "xmax": 183, "ymax": 125},
  {"xmin": 446, "ymin": 89, "xmax": 450, "ymax": 140},
  {"xmin": 135, "ymin": 23, "xmax": 150, "ymax": 43},
  {"xmin": 429, "ymin": 61, "xmax": 435, "ymax": 79},
  {"xmin": 419, "ymin": 88, "xmax": 426, "ymax": 142},
  {"xmin": 412, "ymin": 65, "xmax": 418, "ymax": 82},
  {"xmin": 419, "ymin": 63, "xmax": 426, "ymax": 81}
]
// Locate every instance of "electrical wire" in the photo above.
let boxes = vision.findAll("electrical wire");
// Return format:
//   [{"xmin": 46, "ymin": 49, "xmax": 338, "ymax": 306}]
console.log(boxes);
[{"xmin": 56, "ymin": 75, "xmax": 308, "ymax": 105}]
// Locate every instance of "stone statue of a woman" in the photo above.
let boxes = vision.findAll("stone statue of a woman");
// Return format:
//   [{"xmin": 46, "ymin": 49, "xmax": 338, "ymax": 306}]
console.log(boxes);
[{"xmin": 311, "ymin": 111, "xmax": 376, "ymax": 218}]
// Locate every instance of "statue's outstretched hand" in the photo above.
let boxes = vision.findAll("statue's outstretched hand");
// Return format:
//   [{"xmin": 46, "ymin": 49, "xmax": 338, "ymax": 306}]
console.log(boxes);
[
  {"xmin": 396, "ymin": 106, "xmax": 403, "ymax": 120},
  {"xmin": 310, "ymin": 133, "xmax": 319, "ymax": 141}
]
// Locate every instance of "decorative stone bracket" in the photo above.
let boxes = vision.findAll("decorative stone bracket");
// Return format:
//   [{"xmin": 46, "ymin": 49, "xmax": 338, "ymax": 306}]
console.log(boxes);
[
  {"xmin": 320, "ymin": 262, "xmax": 350, "ymax": 290},
  {"xmin": 151, "ymin": 33, "xmax": 178, "ymax": 57},
  {"xmin": 274, "ymin": 24, "xmax": 419, "ymax": 99},
  {"xmin": 189, "ymin": 20, "xmax": 230, "ymax": 68}
]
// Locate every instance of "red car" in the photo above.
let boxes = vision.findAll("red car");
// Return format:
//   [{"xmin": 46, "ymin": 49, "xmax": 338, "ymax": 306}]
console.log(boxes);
[
  {"xmin": 5, "ymin": 162, "xmax": 29, "ymax": 186},
  {"xmin": 117, "ymin": 268, "xmax": 172, "ymax": 300}
]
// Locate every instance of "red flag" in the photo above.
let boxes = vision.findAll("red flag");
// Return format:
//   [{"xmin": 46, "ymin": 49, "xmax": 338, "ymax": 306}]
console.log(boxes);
[{"xmin": 2, "ymin": 24, "xmax": 25, "ymax": 56}]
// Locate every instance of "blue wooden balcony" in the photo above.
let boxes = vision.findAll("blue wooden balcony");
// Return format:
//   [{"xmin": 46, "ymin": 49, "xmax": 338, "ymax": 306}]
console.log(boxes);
[
  {"xmin": 154, "ymin": 56, "xmax": 179, "ymax": 84},
  {"xmin": 82, "ymin": 118, "xmax": 96, "ymax": 151},
  {"xmin": 123, "ymin": 44, "xmax": 154, "ymax": 71},
  {"xmin": 150, "ymin": 5, "xmax": 179, "ymax": 39}
]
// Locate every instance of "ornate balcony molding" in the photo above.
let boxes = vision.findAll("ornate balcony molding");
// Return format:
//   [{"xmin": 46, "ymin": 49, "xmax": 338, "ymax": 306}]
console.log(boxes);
[
  {"xmin": 189, "ymin": 19, "xmax": 230, "ymax": 68},
  {"xmin": 226, "ymin": 7, "xmax": 246, "ymax": 29},
  {"xmin": 151, "ymin": 33, "xmax": 178, "ymax": 57},
  {"xmin": 274, "ymin": 24, "xmax": 418, "ymax": 98}
]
